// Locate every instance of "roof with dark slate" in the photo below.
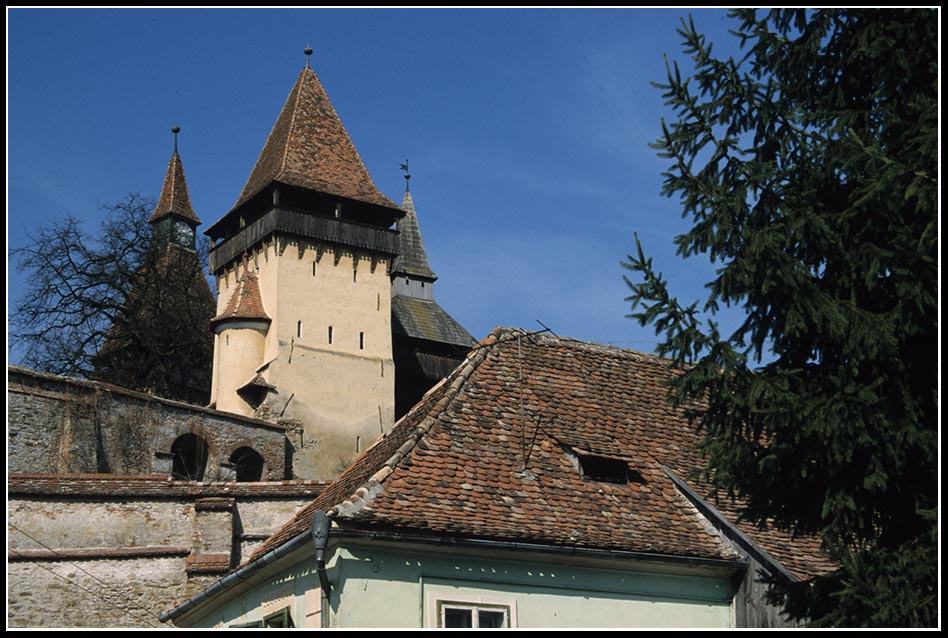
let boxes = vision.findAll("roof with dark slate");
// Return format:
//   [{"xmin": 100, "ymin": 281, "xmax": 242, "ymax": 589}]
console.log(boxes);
[
  {"xmin": 149, "ymin": 151, "xmax": 201, "ymax": 225},
  {"xmin": 392, "ymin": 190, "xmax": 436, "ymax": 279},
  {"xmin": 391, "ymin": 296, "xmax": 475, "ymax": 348},
  {"xmin": 243, "ymin": 328, "xmax": 834, "ymax": 580},
  {"xmin": 212, "ymin": 270, "xmax": 270, "ymax": 324},
  {"xmin": 227, "ymin": 66, "xmax": 400, "ymax": 217}
]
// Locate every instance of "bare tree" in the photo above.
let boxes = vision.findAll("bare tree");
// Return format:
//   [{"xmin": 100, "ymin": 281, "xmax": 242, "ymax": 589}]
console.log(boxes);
[{"xmin": 11, "ymin": 193, "xmax": 216, "ymax": 404}]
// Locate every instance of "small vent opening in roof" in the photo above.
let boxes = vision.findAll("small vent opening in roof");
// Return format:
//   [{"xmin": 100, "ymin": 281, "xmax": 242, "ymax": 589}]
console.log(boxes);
[{"xmin": 562, "ymin": 445, "xmax": 645, "ymax": 485}]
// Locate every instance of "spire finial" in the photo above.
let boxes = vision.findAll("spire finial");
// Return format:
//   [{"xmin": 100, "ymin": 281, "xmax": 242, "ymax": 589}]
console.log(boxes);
[
  {"xmin": 399, "ymin": 159, "xmax": 411, "ymax": 193},
  {"xmin": 304, "ymin": 44, "xmax": 313, "ymax": 69},
  {"xmin": 171, "ymin": 124, "xmax": 180, "ymax": 155}
]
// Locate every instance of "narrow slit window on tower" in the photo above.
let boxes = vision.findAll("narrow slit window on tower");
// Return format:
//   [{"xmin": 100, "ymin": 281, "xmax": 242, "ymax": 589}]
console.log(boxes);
[
  {"xmin": 313, "ymin": 261, "xmax": 317, "ymax": 276},
  {"xmin": 328, "ymin": 326, "xmax": 333, "ymax": 344},
  {"xmin": 297, "ymin": 321, "xmax": 302, "ymax": 339},
  {"xmin": 353, "ymin": 269, "xmax": 358, "ymax": 283},
  {"xmin": 359, "ymin": 332, "xmax": 365, "ymax": 350}
]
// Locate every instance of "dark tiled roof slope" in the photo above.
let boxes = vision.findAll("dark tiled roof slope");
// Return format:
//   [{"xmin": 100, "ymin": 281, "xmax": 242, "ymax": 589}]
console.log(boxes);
[
  {"xmin": 212, "ymin": 270, "xmax": 269, "ymax": 323},
  {"xmin": 150, "ymin": 151, "xmax": 200, "ymax": 224},
  {"xmin": 392, "ymin": 190, "xmax": 436, "ymax": 279},
  {"xmin": 229, "ymin": 67, "xmax": 399, "ymax": 215},
  {"xmin": 391, "ymin": 296, "xmax": 475, "ymax": 348}
]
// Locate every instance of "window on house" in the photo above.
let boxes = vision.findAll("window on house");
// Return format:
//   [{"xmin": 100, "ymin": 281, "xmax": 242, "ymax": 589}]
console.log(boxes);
[
  {"xmin": 577, "ymin": 453, "xmax": 643, "ymax": 485},
  {"xmin": 263, "ymin": 608, "xmax": 294, "ymax": 628},
  {"xmin": 438, "ymin": 603, "xmax": 510, "ymax": 628}
]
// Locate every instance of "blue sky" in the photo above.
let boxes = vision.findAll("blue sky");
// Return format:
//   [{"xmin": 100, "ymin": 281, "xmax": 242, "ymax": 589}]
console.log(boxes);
[{"xmin": 8, "ymin": 7, "xmax": 749, "ymax": 362}]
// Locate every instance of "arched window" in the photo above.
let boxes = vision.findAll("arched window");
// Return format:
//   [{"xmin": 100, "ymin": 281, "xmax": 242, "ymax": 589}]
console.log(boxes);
[
  {"xmin": 229, "ymin": 447, "xmax": 264, "ymax": 482},
  {"xmin": 171, "ymin": 433, "xmax": 209, "ymax": 481}
]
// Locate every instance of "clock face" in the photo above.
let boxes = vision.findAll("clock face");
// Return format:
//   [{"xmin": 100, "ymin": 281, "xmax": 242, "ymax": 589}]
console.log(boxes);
[{"xmin": 174, "ymin": 220, "xmax": 195, "ymax": 247}]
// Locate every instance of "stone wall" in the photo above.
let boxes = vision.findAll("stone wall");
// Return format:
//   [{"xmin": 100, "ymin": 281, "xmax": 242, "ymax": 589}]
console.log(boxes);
[
  {"xmin": 8, "ymin": 366, "xmax": 289, "ymax": 480},
  {"xmin": 7, "ymin": 475, "xmax": 325, "ymax": 628}
]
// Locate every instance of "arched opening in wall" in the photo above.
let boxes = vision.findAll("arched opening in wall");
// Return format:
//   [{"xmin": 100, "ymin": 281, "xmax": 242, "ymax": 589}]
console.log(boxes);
[
  {"xmin": 230, "ymin": 447, "xmax": 264, "ymax": 482},
  {"xmin": 171, "ymin": 434, "xmax": 209, "ymax": 481}
]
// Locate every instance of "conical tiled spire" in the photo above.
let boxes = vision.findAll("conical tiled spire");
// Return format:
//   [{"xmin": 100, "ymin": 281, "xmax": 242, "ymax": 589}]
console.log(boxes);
[
  {"xmin": 232, "ymin": 66, "xmax": 399, "ymax": 213},
  {"xmin": 149, "ymin": 146, "xmax": 201, "ymax": 225},
  {"xmin": 392, "ymin": 190, "xmax": 436, "ymax": 280},
  {"xmin": 212, "ymin": 266, "xmax": 270, "ymax": 324}
]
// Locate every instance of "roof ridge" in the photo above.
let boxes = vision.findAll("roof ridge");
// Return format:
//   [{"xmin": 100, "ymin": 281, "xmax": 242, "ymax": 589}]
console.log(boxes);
[
  {"xmin": 278, "ymin": 69, "xmax": 305, "ymax": 182},
  {"xmin": 327, "ymin": 327, "xmax": 502, "ymax": 518}
]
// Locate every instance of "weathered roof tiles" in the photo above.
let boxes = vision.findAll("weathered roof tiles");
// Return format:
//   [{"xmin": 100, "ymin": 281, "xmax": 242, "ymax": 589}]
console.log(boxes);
[{"xmin": 229, "ymin": 66, "xmax": 400, "ymax": 216}]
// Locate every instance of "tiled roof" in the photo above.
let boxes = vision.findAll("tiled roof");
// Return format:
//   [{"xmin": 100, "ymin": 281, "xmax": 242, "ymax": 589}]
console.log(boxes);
[
  {"xmin": 228, "ymin": 66, "xmax": 400, "ymax": 215},
  {"xmin": 149, "ymin": 151, "xmax": 201, "ymax": 225},
  {"xmin": 212, "ymin": 269, "xmax": 269, "ymax": 324},
  {"xmin": 392, "ymin": 190, "xmax": 436, "ymax": 279},
  {"xmin": 8, "ymin": 474, "xmax": 328, "ymax": 498},
  {"xmin": 246, "ymin": 329, "xmax": 833, "ymax": 581},
  {"xmin": 391, "ymin": 296, "xmax": 475, "ymax": 348}
]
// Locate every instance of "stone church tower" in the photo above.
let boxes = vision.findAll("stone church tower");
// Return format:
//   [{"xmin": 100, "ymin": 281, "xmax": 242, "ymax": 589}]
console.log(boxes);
[
  {"xmin": 206, "ymin": 54, "xmax": 403, "ymax": 478},
  {"xmin": 93, "ymin": 128, "xmax": 216, "ymax": 405}
]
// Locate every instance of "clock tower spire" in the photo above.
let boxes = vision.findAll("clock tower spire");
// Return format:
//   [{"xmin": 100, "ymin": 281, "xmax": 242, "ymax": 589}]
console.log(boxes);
[{"xmin": 151, "ymin": 125, "xmax": 201, "ymax": 250}]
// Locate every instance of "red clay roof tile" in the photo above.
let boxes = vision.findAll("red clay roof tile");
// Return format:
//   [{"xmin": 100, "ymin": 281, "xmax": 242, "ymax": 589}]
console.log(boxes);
[
  {"xmin": 149, "ymin": 151, "xmax": 200, "ymax": 225},
  {"xmin": 212, "ymin": 269, "xmax": 269, "ymax": 324},
  {"xmin": 245, "ymin": 328, "xmax": 834, "ymax": 580},
  {"xmin": 228, "ymin": 67, "xmax": 399, "ymax": 216}
]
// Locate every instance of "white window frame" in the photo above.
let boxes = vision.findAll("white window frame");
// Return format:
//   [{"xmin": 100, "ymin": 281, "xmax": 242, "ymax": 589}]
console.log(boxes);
[{"xmin": 425, "ymin": 590, "xmax": 517, "ymax": 628}]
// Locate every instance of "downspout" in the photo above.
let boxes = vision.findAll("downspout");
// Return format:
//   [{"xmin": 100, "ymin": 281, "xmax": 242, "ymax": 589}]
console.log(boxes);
[{"xmin": 310, "ymin": 511, "xmax": 332, "ymax": 600}]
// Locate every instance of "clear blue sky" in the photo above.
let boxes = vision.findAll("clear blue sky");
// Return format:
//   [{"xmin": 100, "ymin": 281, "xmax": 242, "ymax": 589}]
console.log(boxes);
[{"xmin": 8, "ymin": 7, "xmax": 748, "ymax": 362}]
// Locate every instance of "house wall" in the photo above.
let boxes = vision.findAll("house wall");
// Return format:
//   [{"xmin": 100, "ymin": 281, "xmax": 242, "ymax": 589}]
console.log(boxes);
[
  {"xmin": 178, "ymin": 540, "xmax": 737, "ymax": 628},
  {"xmin": 7, "ymin": 482, "xmax": 321, "ymax": 628},
  {"xmin": 7, "ymin": 366, "xmax": 287, "ymax": 480}
]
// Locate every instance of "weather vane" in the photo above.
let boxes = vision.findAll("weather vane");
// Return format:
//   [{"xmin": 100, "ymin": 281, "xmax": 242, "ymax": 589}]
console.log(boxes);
[
  {"xmin": 304, "ymin": 44, "xmax": 313, "ymax": 69},
  {"xmin": 171, "ymin": 124, "xmax": 180, "ymax": 154},
  {"xmin": 399, "ymin": 159, "xmax": 411, "ymax": 192}
]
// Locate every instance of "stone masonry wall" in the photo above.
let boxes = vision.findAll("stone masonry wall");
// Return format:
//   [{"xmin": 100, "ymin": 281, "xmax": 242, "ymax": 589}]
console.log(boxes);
[
  {"xmin": 8, "ymin": 366, "xmax": 289, "ymax": 480},
  {"xmin": 7, "ymin": 480, "xmax": 324, "ymax": 629}
]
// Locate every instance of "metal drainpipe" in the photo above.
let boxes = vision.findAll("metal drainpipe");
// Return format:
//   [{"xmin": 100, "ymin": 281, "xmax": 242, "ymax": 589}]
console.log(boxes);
[{"xmin": 310, "ymin": 512, "xmax": 332, "ymax": 600}]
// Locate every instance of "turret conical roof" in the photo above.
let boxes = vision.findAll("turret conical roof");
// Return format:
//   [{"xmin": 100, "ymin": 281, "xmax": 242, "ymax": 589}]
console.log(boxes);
[
  {"xmin": 212, "ymin": 267, "xmax": 270, "ymax": 324},
  {"xmin": 150, "ymin": 151, "xmax": 200, "ymax": 225},
  {"xmin": 232, "ymin": 66, "xmax": 400, "ymax": 213},
  {"xmin": 392, "ymin": 190, "xmax": 436, "ymax": 280}
]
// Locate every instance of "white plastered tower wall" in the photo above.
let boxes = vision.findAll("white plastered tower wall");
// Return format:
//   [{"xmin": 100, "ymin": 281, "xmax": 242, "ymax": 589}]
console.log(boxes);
[
  {"xmin": 263, "ymin": 239, "xmax": 394, "ymax": 478},
  {"xmin": 210, "ymin": 236, "xmax": 395, "ymax": 479}
]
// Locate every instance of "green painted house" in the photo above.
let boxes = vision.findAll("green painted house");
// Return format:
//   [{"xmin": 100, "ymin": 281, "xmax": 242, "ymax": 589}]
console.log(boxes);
[{"xmin": 161, "ymin": 328, "xmax": 833, "ymax": 628}]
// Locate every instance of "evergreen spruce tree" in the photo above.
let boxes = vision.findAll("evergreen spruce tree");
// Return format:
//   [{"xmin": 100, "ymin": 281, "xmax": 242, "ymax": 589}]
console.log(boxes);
[{"xmin": 623, "ymin": 9, "xmax": 936, "ymax": 627}]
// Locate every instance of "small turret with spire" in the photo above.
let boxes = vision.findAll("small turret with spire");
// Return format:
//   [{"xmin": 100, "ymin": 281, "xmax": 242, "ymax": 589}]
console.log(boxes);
[{"xmin": 151, "ymin": 125, "xmax": 201, "ymax": 250}]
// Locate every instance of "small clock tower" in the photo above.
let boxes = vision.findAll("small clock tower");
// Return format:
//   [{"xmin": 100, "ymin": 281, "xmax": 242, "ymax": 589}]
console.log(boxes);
[
  {"xmin": 92, "ymin": 125, "xmax": 216, "ymax": 405},
  {"xmin": 150, "ymin": 125, "xmax": 201, "ymax": 250}
]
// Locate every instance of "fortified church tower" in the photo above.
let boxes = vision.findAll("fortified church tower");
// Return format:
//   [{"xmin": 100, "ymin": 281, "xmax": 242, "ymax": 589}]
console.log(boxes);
[{"xmin": 207, "ymin": 50, "xmax": 403, "ymax": 477}]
